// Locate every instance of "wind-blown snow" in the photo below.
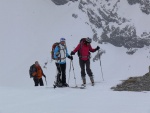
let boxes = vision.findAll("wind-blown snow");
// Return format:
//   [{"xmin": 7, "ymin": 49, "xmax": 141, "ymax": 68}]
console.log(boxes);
[{"xmin": 0, "ymin": 0, "xmax": 150, "ymax": 113}]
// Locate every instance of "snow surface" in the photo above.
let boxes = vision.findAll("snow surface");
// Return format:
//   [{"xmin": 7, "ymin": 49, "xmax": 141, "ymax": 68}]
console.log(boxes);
[{"xmin": 0, "ymin": 0, "xmax": 150, "ymax": 113}]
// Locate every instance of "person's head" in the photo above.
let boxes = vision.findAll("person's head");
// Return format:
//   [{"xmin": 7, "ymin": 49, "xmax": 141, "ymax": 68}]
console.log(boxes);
[
  {"xmin": 60, "ymin": 37, "xmax": 66, "ymax": 45},
  {"xmin": 85, "ymin": 37, "xmax": 92, "ymax": 45},
  {"xmin": 35, "ymin": 61, "xmax": 39, "ymax": 66}
]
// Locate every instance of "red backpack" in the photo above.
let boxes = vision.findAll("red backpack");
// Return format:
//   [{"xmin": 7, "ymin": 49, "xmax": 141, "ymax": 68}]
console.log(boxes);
[{"xmin": 51, "ymin": 42, "xmax": 60, "ymax": 60}]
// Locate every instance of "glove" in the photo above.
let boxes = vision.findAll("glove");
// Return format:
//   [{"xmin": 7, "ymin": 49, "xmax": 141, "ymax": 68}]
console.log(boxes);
[
  {"xmin": 68, "ymin": 55, "xmax": 73, "ymax": 60},
  {"xmin": 70, "ymin": 51, "xmax": 75, "ymax": 55},
  {"xmin": 43, "ymin": 74, "xmax": 46, "ymax": 78},
  {"xmin": 95, "ymin": 46, "xmax": 100, "ymax": 51}
]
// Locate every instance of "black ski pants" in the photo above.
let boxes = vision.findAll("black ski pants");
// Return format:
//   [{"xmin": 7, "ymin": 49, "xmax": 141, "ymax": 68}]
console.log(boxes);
[
  {"xmin": 79, "ymin": 59, "xmax": 93, "ymax": 78},
  {"xmin": 55, "ymin": 63, "xmax": 66, "ymax": 84},
  {"xmin": 33, "ymin": 78, "xmax": 44, "ymax": 86}
]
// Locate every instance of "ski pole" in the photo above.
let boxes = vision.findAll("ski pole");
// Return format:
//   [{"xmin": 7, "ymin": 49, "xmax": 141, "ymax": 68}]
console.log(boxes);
[
  {"xmin": 68, "ymin": 60, "xmax": 72, "ymax": 85},
  {"xmin": 71, "ymin": 60, "xmax": 77, "ymax": 87},
  {"xmin": 45, "ymin": 77, "xmax": 47, "ymax": 86},
  {"xmin": 98, "ymin": 50, "xmax": 104, "ymax": 81}
]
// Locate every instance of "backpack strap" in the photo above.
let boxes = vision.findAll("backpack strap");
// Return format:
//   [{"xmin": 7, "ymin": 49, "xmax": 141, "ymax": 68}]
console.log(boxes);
[
  {"xmin": 79, "ymin": 41, "xmax": 83, "ymax": 57},
  {"xmin": 56, "ymin": 44, "xmax": 67, "ymax": 62}
]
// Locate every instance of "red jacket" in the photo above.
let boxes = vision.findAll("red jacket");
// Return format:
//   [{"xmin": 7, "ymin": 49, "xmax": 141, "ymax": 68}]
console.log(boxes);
[{"xmin": 73, "ymin": 41, "xmax": 96, "ymax": 61}]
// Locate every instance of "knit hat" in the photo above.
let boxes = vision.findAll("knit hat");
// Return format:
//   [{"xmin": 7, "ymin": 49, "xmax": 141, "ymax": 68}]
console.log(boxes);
[
  {"xmin": 60, "ymin": 38, "xmax": 66, "ymax": 42},
  {"xmin": 35, "ymin": 61, "xmax": 39, "ymax": 65}
]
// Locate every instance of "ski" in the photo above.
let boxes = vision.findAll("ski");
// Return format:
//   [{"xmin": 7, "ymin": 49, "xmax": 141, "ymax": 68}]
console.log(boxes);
[
  {"xmin": 53, "ymin": 81, "xmax": 99, "ymax": 89},
  {"xmin": 53, "ymin": 82, "xmax": 85, "ymax": 89},
  {"xmin": 69, "ymin": 86, "xmax": 86, "ymax": 89}
]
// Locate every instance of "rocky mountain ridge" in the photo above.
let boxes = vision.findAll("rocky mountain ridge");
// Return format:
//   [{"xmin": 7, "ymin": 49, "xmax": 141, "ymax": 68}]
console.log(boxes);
[{"xmin": 51, "ymin": 0, "xmax": 150, "ymax": 54}]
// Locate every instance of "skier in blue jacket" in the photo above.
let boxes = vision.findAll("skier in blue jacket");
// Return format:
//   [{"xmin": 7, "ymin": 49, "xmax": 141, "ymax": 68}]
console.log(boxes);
[{"xmin": 54, "ymin": 38, "xmax": 73, "ymax": 87}]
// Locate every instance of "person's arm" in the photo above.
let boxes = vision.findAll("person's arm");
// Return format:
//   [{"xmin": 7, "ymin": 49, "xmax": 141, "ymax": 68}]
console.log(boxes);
[
  {"xmin": 89, "ymin": 45, "xmax": 100, "ymax": 52},
  {"xmin": 66, "ymin": 48, "xmax": 73, "ymax": 60},
  {"xmin": 70, "ymin": 43, "xmax": 81, "ymax": 55},
  {"xmin": 89, "ymin": 45, "xmax": 96, "ymax": 52},
  {"xmin": 54, "ymin": 46, "xmax": 59, "ymax": 59},
  {"xmin": 73, "ymin": 43, "xmax": 81, "ymax": 53},
  {"xmin": 66, "ymin": 48, "xmax": 69, "ymax": 57},
  {"xmin": 39, "ymin": 66, "xmax": 46, "ymax": 78}
]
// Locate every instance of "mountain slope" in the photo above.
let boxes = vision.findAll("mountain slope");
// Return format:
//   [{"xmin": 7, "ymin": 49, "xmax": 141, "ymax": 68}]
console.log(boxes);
[
  {"xmin": 0, "ymin": 1, "xmax": 150, "ymax": 113},
  {"xmin": 52, "ymin": 0, "xmax": 150, "ymax": 50},
  {"xmin": 0, "ymin": 0, "xmax": 150, "ymax": 87}
]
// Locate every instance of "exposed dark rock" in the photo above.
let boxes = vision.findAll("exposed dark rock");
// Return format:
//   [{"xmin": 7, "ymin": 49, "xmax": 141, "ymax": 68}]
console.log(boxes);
[
  {"xmin": 51, "ymin": 0, "xmax": 69, "ymax": 5},
  {"xmin": 78, "ymin": 0, "xmax": 150, "ymax": 50},
  {"xmin": 52, "ymin": 0, "xmax": 150, "ymax": 53},
  {"xmin": 127, "ymin": 0, "xmax": 140, "ymax": 5},
  {"xmin": 91, "ymin": 28, "xmax": 96, "ymax": 34},
  {"xmin": 87, "ymin": 9, "xmax": 102, "ymax": 28},
  {"xmin": 126, "ymin": 49, "xmax": 137, "ymax": 55},
  {"xmin": 93, "ymin": 33, "xmax": 98, "ymax": 42},
  {"xmin": 72, "ymin": 14, "xmax": 78, "ymax": 18},
  {"xmin": 141, "ymin": 2, "xmax": 150, "ymax": 15},
  {"xmin": 100, "ymin": 25, "xmax": 150, "ymax": 48},
  {"xmin": 111, "ymin": 73, "xmax": 150, "ymax": 91},
  {"xmin": 141, "ymin": 32, "xmax": 150, "ymax": 37},
  {"xmin": 127, "ymin": 0, "xmax": 150, "ymax": 15},
  {"xmin": 51, "ymin": 0, "xmax": 78, "ymax": 5},
  {"xmin": 78, "ymin": 0, "xmax": 88, "ymax": 12}
]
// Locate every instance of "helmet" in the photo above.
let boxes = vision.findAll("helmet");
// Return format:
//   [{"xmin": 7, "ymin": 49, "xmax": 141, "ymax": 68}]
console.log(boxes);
[
  {"xmin": 85, "ymin": 37, "xmax": 92, "ymax": 43},
  {"xmin": 60, "ymin": 38, "xmax": 66, "ymax": 42}
]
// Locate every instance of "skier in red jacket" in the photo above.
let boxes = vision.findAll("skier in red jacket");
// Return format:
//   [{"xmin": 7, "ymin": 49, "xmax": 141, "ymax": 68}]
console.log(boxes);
[{"xmin": 71, "ymin": 37, "xmax": 100, "ymax": 86}]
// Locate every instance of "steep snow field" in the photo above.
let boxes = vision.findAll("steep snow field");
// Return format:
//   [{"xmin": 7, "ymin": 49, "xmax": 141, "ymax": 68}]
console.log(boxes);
[{"xmin": 0, "ymin": 0, "xmax": 150, "ymax": 113}]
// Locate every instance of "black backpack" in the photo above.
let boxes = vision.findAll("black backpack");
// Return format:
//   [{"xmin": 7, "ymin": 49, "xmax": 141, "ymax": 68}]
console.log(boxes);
[{"xmin": 29, "ymin": 64, "xmax": 35, "ymax": 78}]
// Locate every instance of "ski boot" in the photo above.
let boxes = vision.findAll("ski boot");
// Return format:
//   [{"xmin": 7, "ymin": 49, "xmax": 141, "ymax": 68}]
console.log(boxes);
[
  {"xmin": 90, "ymin": 76, "xmax": 95, "ymax": 86},
  {"xmin": 81, "ymin": 77, "xmax": 86, "ymax": 88},
  {"xmin": 62, "ymin": 83, "xmax": 69, "ymax": 87}
]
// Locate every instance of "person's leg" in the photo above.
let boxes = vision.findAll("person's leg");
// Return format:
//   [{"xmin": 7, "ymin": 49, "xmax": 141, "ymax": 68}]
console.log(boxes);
[
  {"xmin": 61, "ymin": 63, "xmax": 67, "ymax": 86},
  {"xmin": 79, "ymin": 59, "xmax": 86, "ymax": 84},
  {"xmin": 39, "ymin": 78, "xmax": 44, "ymax": 86},
  {"xmin": 85, "ymin": 59, "xmax": 94, "ymax": 84},
  {"xmin": 33, "ymin": 78, "xmax": 39, "ymax": 86},
  {"xmin": 55, "ymin": 63, "xmax": 62, "ymax": 84}
]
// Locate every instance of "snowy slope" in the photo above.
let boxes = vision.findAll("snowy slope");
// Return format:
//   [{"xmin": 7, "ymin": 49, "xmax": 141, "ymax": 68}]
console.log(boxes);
[
  {"xmin": 1, "ymin": 0, "xmax": 150, "ymax": 87},
  {"xmin": 0, "ymin": 0, "xmax": 91, "ymax": 86},
  {"xmin": 1, "ymin": 84, "xmax": 150, "ymax": 113},
  {"xmin": 0, "ymin": 0, "xmax": 150, "ymax": 113}
]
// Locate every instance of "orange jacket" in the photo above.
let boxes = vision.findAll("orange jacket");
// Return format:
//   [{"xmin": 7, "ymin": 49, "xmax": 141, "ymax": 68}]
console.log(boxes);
[{"xmin": 32, "ymin": 65, "xmax": 44, "ymax": 79}]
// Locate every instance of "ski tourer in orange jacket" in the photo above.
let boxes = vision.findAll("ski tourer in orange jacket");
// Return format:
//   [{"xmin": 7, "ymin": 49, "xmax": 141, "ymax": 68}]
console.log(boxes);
[{"xmin": 32, "ymin": 61, "xmax": 46, "ymax": 86}]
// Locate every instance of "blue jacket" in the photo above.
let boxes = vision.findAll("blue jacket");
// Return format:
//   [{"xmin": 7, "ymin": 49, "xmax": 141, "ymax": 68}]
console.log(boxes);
[{"xmin": 54, "ymin": 44, "xmax": 69, "ymax": 64}]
